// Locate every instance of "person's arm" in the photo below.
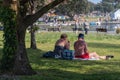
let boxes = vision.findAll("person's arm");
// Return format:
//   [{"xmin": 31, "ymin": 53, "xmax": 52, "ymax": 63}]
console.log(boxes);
[
  {"xmin": 64, "ymin": 40, "xmax": 70, "ymax": 50},
  {"xmin": 54, "ymin": 40, "xmax": 58, "ymax": 46},
  {"xmin": 84, "ymin": 42, "xmax": 89, "ymax": 53}
]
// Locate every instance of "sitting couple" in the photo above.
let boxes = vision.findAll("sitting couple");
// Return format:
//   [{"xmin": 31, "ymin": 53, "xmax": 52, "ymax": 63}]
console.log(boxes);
[{"xmin": 54, "ymin": 33, "xmax": 114, "ymax": 60}]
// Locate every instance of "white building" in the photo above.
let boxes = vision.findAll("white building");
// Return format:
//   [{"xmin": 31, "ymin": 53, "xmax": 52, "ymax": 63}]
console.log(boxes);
[{"xmin": 110, "ymin": 9, "xmax": 120, "ymax": 20}]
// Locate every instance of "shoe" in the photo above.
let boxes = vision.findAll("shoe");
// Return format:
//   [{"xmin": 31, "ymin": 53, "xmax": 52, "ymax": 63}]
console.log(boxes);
[{"xmin": 106, "ymin": 55, "xmax": 114, "ymax": 60}]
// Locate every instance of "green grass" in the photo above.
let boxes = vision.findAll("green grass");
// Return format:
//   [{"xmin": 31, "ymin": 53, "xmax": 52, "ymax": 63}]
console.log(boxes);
[{"xmin": 0, "ymin": 31, "xmax": 120, "ymax": 80}]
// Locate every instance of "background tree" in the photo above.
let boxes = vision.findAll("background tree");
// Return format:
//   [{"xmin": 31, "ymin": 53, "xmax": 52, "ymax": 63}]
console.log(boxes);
[
  {"xmin": 102, "ymin": 0, "xmax": 115, "ymax": 13},
  {"xmin": 29, "ymin": 0, "xmax": 38, "ymax": 49},
  {"xmin": 88, "ymin": 0, "xmax": 120, "ymax": 13},
  {"xmin": 29, "ymin": 0, "xmax": 55, "ymax": 49},
  {"xmin": 0, "ymin": 0, "xmax": 65, "ymax": 75},
  {"xmin": 114, "ymin": 0, "xmax": 120, "ymax": 9},
  {"xmin": 88, "ymin": 1, "xmax": 95, "ymax": 13},
  {"xmin": 55, "ymin": 0, "xmax": 89, "ymax": 19}
]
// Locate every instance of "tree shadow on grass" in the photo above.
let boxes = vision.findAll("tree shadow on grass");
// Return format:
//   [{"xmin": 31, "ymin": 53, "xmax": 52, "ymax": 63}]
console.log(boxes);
[
  {"xmin": 0, "ymin": 68, "xmax": 119, "ymax": 80},
  {"xmin": 0, "ymin": 48, "xmax": 3, "ymax": 59},
  {"xmin": 33, "ymin": 59, "xmax": 120, "ymax": 72},
  {"xmin": 29, "ymin": 68, "xmax": 120, "ymax": 80},
  {"xmin": 25, "ymin": 48, "xmax": 120, "ymax": 80},
  {"xmin": 26, "ymin": 48, "xmax": 47, "ymax": 63}
]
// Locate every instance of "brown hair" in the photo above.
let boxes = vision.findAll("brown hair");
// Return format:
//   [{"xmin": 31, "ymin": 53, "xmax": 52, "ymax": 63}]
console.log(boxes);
[{"xmin": 60, "ymin": 34, "xmax": 67, "ymax": 39}]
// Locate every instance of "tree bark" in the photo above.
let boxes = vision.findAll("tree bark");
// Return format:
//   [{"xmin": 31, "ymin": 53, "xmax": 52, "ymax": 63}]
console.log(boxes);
[
  {"xmin": 13, "ymin": 27, "xmax": 36, "ymax": 75},
  {"xmin": 12, "ymin": 0, "xmax": 65, "ymax": 75},
  {"xmin": 30, "ymin": 25, "xmax": 37, "ymax": 49}
]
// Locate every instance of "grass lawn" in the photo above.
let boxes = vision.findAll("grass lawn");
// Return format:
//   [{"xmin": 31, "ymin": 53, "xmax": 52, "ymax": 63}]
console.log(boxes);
[{"xmin": 0, "ymin": 31, "xmax": 120, "ymax": 80}]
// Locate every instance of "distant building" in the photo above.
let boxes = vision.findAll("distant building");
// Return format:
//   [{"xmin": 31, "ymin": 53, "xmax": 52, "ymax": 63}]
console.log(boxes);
[{"xmin": 110, "ymin": 9, "xmax": 120, "ymax": 20}]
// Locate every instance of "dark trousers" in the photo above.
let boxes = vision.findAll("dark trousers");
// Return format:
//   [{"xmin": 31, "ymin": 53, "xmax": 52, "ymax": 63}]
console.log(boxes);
[
  {"xmin": 54, "ymin": 46, "xmax": 64, "ymax": 57},
  {"xmin": 84, "ymin": 28, "xmax": 88, "ymax": 34}
]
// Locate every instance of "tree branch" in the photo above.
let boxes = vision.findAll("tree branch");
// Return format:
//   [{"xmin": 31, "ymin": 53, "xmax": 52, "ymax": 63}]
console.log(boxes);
[
  {"xmin": 20, "ymin": 0, "xmax": 30, "ymax": 5},
  {"xmin": 23, "ymin": 0, "xmax": 65, "ymax": 28}
]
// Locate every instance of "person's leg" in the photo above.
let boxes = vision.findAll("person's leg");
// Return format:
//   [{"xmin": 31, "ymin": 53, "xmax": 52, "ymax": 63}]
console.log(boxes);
[
  {"xmin": 89, "ymin": 52, "xmax": 99, "ymax": 59},
  {"xmin": 76, "ymin": 30, "xmax": 78, "ymax": 34},
  {"xmin": 86, "ymin": 28, "xmax": 88, "ymax": 34},
  {"xmin": 85, "ymin": 28, "xmax": 87, "ymax": 34},
  {"xmin": 89, "ymin": 52, "xmax": 106, "ymax": 60},
  {"xmin": 86, "ymin": 29, "xmax": 88, "ymax": 34}
]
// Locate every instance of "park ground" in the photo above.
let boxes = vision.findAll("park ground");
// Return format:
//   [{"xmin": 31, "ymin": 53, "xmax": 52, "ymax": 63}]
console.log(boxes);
[{"xmin": 0, "ymin": 31, "xmax": 120, "ymax": 80}]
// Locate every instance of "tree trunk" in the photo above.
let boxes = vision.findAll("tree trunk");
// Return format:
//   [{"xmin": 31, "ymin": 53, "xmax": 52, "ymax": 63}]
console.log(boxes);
[
  {"xmin": 0, "ymin": 0, "xmax": 65, "ymax": 75},
  {"xmin": 13, "ymin": 28, "xmax": 36, "ymax": 75},
  {"xmin": 30, "ymin": 25, "xmax": 37, "ymax": 49}
]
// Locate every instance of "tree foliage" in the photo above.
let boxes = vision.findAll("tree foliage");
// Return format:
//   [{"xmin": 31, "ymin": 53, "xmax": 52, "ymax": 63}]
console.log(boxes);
[
  {"xmin": 102, "ymin": 0, "xmax": 115, "ymax": 12},
  {"xmin": 98, "ymin": 0, "xmax": 119, "ymax": 12},
  {"xmin": 55, "ymin": 0, "xmax": 89, "ymax": 18},
  {"xmin": 88, "ymin": 1, "xmax": 96, "ymax": 12},
  {"xmin": 89, "ymin": 0, "xmax": 120, "ymax": 13},
  {"xmin": 0, "ymin": 6, "xmax": 17, "ymax": 72}
]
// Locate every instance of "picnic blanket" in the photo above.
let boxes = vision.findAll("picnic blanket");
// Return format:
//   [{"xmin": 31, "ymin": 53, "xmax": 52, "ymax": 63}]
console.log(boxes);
[{"xmin": 43, "ymin": 50, "xmax": 99, "ymax": 60}]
